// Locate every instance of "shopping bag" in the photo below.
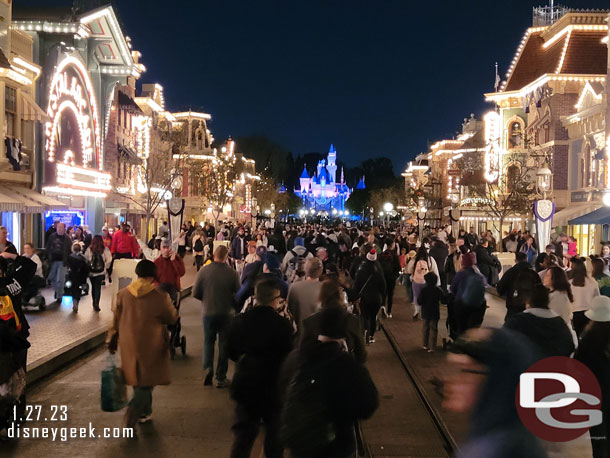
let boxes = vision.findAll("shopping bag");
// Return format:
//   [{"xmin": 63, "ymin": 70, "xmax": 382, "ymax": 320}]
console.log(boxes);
[{"xmin": 100, "ymin": 354, "xmax": 127, "ymax": 412}]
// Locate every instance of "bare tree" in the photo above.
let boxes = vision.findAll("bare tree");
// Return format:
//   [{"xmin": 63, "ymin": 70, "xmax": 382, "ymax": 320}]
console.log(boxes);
[
  {"xmin": 190, "ymin": 152, "xmax": 237, "ymax": 231},
  {"xmin": 113, "ymin": 138, "xmax": 179, "ymax": 241},
  {"xmin": 456, "ymin": 149, "xmax": 536, "ymax": 248}
]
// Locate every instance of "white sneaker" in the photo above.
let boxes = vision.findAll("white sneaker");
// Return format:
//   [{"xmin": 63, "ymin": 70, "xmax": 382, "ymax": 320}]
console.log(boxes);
[
  {"xmin": 387, "ymin": 313, "xmax": 393, "ymax": 318},
  {"xmin": 138, "ymin": 414, "xmax": 152, "ymax": 424}
]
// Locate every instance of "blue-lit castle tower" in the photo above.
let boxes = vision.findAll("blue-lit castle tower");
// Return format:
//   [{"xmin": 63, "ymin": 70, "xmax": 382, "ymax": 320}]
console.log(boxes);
[{"xmin": 296, "ymin": 144, "xmax": 361, "ymax": 213}]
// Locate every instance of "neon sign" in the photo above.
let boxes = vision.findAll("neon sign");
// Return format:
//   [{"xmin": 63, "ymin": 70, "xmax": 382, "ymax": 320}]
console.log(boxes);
[{"xmin": 44, "ymin": 56, "xmax": 111, "ymax": 196}]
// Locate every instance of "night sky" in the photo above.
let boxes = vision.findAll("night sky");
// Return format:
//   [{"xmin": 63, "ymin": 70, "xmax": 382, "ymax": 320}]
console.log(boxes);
[{"xmin": 20, "ymin": 0, "xmax": 610, "ymax": 172}]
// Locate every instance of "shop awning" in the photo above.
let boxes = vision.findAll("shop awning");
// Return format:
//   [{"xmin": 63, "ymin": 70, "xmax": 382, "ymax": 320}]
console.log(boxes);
[
  {"xmin": 118, "ymin": 144, "xmax": 141, "ymax": 164},
  {"xmin": 19, "ymin": 91, "xmax": 50, "ymax": 123},
  {"xmin": 7, "ymin": 185, "xmax": 67, "ymax": 211},
  {"xmin": 553, "ymin": 203, "xmax": 601, "ymax": 227},
  {"xmin": 118, "ymin": 91, "xmax": 144, "ymax": 114},
  {"xmin": 0, "ymin": 188, "xmax": 41, "ymax": 213},
  {"xmin": 0, "ymin": 190, "xmax": 24, "ymax": 212},
  {"xmin": 569, "ymin": 207, "xmax": 610, "ymax": 226}
]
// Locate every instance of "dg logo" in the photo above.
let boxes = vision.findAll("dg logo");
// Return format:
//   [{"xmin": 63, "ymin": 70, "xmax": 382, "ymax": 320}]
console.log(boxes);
[{"xmin": 516, "ymin": 356, "xmax": 602, "ymax": 442}]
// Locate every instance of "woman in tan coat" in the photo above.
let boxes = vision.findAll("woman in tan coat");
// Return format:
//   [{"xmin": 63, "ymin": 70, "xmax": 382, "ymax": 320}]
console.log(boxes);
[{"xmin": 108, "ymin": 260, "xmax": 178, "ymax": 429}]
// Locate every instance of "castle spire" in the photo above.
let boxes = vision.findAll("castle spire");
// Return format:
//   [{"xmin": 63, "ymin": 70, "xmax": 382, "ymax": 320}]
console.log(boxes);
[{"xmin": 340, "ymin": 167, "xmax": 344, "ymax": 184}]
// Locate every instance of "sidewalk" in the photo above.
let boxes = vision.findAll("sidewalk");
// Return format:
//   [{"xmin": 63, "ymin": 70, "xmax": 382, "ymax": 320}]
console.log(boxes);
[
  {"xmin": 3, "ymin": 295, "xmax": 236, "ymax": 458},
  {"xmin": 24, "ymin": 254, "xmax": 199, "ymax": 384}
]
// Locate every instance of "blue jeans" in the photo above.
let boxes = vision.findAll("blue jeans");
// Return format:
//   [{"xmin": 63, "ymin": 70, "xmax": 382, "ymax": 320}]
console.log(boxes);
[
  {"xmin": 203, "ymin": 314, "xmax": 231, "ymax": 381},
  {"xmin": 48, "ymin": 260, "xmax": 66, "ymax": 301}
]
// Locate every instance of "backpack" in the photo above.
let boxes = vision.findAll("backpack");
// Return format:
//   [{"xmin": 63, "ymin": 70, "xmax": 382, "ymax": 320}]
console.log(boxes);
[
  {"xmin": 280, "ymin": 360, "xmax": 337, "ymax": 456},
  {"xmin": 194, "ymin": 237, "xmax": 204, "ymax": 252},
  {"xmin": 287, "ymin": 249, "xmax": 309, "ymax": 283},
  {"xmin": 89, "ymin": 251, "xmax": 105, "ymax": 274},
  {"xmin": 0, "ymin": 295, "xmax": 20, "ymax": 331},
  {"xmin": 460, "ymin": 273, "xmax": 485, "ymax": 307}
]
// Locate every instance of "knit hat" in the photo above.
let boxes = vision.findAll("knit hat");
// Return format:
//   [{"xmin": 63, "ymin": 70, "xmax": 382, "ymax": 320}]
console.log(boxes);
[
  {"xmin": 366, "ymin": 249, "xmax": 377, "ymax": 261},
  {"xmin": 256, "ymin": 245, "xmax": 268, "ymax": 258},
  {"xmin": 461, "ymin": 252, "xmax": 475, "ymax": 268},
  {"xmin": 264, "ymin": 253, "xmax": 281, "ymax": 271},
  {"xmin": 294, "ymin": 237, "xmax": 305, "ymax": 247}
]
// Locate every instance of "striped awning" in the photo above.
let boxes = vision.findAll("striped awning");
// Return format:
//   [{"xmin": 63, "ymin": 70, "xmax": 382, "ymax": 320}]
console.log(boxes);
[
  {"xmin": 20, "ymin": 91, "xmax": 50, "ymax": 123},
  {"xmin": 8, "ymin": 185, "xmax": 67, "ymax": 211},
  {"xmin": 0, "ymin": 190, "xmax": 24, "ymax": 212}
]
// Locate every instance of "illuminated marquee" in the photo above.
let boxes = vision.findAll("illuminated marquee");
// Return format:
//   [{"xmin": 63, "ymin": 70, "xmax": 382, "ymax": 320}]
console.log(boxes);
[
  {"xmin": 44, "ymin": 56, "xmax": 111, "ymax": 197},
  {"xmin": 484, "ymin": 111, "xmax": 502, "ymax": 183}
]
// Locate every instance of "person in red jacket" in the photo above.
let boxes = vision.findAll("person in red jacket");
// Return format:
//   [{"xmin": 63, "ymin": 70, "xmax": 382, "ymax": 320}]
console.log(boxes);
[
  {"xmin": 155, "ymin": 240, "xmax": 185, "ymax": 303},
  {"xmin": 111, "ymin": 223, "xmax": 140, "ymax": 258}
]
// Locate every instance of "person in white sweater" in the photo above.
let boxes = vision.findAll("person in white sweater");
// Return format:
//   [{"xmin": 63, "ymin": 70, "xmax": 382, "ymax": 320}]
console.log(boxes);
[{"xmin": 569, "ymin": 259, "xmax": 600, "ymax": 337}]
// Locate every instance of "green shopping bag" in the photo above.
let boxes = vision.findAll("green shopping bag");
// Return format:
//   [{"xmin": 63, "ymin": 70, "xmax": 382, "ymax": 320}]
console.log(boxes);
[{"xmin": 101, "ymin": 354, "xmax": 127, "ymax": 412}]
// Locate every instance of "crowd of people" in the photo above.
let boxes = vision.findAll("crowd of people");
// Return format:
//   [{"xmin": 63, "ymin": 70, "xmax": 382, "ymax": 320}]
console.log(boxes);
[{"xmin": 0, "ymin": 217, "xmax": 609, "ymax": 457}]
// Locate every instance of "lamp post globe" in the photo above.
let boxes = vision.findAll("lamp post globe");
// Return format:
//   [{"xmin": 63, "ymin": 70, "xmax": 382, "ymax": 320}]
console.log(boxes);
[{"xmin": 383, "ymin": 202, "xmax": 394, "ymax": 213}]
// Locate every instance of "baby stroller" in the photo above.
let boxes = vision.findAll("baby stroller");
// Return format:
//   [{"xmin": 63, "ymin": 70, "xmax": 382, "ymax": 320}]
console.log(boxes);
[{"xmin": 158, "ymin": 283, "xmax": 186, "ymax": 360}]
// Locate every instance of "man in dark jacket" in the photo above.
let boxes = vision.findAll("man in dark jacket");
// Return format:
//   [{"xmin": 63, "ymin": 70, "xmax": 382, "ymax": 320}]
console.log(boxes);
[
  {"xmin": 230, "ymin": 227, "xmax": 247, "ymax": 261},
  {"xmin": 504, "ymin": 284, "xmax": 575, "ymax": 358},
  {"xmin": 228, "ymin": 278, "xmax": 293, "ymax": 458},
  {"xmin": 496, "ymin": 252, "xmax": 541, "ymax": 320},
  {"xmin": 45, "ymin": 222, "xmax": 71, "ymax": 305},
  {"xmin": 475, "ymin": 238, "xmax": 494, "ymax": 285},
  {"xmin": 353, "ymin": 249, "xmax": 386, "ymax": 344}
]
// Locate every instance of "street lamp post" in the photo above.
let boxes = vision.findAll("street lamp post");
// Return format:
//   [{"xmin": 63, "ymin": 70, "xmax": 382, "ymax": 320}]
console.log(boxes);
[
  {"xmin": 383, "ymin": 202, "xmax": 394, "ymax": 227},
  {"xmin": 533, "ymin": 164, "xmax": 555, "ymax": 251}
]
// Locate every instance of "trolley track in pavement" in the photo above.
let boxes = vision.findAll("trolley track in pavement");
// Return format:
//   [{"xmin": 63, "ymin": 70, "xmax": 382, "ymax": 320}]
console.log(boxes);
[{"xmin": 378, "ymin": 320, "xmax": 458, "ymax": 457}]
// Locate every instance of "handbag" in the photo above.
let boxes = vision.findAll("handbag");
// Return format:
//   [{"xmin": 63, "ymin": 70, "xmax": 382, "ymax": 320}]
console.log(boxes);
[{"xmin": 100, "ymin": 354, "xmax": 127, "ymax": 412}]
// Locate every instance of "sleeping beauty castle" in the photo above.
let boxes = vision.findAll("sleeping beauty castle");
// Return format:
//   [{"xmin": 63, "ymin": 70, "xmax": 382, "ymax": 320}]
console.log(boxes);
[{"xmin": 295, "ymin": 144, "xmax": 365, "ymax": 213}]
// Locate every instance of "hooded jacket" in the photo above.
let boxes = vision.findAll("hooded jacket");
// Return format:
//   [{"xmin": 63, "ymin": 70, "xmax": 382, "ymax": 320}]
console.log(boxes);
[{"xmin": 110, "ymin": 279, "xmax": 178, "ymax": 386}]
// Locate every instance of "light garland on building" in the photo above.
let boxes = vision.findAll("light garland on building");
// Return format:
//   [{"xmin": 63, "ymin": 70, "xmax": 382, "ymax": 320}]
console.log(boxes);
[
  {"xmin": 555, "ymin": 29, "xmax": 572, "ymax": 73},
  {"xmin": 484, "ymin": 111, "xmax": 501, "ymax": 182},
  {"xmin": 45, "ymin": 56, "xmax": 111, "ymax": 196}
]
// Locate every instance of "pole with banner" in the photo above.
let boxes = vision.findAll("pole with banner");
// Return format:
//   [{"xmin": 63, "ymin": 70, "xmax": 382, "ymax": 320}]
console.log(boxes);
[
  {"xmin": 167, "ymin": 197, "xmax": 185, "ymax": 249},
  {"xmin": 534, "ymin": 199, "xmax": 555, "ymax": 252}
]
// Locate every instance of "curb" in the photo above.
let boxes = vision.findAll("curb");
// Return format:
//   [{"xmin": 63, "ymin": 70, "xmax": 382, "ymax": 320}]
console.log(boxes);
[{"xmin": 27, "ymin": 285, "xmax": 194, "ymax": 386}]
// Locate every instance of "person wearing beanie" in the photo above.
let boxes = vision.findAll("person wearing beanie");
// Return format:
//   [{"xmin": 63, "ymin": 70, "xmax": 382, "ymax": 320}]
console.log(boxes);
[
  {"xmin": 353, "ymin": 247, "xmax": 386, "ymax": 344},
  {"xmin": 576, "ymin": 295, "xmax": 610, "ymax": 458},
  {"xmin": 280, "ymin": 236, "xmax": 313, "ymax": 278},
  {"xmin": 262, "ymin": 254, "xmax": 289, "ymax": 299},
  {"xmin": 227, "ymin": 278, "xmax": 293, "ymax": 458},
  {"xmin": 366, "ymin": 249, "xmax": 377, "ymax": 261},
  {"xmin": 450, "ymin": 252, "xmax": 487, "ymax": 336}
]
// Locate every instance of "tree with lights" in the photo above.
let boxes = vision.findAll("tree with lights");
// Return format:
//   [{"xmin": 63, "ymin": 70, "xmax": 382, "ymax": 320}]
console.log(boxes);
[
  {"xmin": 190, "ymin": 151, "xmax": 237, "ymax": 231},
  {"xmin": 113, "ymin": 132, "xmax": 180, "ymax": 241},
  {"xmin": 456, "ymin": 148, "xmax": 536, "ymax": 248}
]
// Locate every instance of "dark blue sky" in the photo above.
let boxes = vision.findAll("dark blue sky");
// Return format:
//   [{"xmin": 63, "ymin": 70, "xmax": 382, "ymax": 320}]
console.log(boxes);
[{"xmin": 21, "ymin": 0, "xmax": 610, "ymax": 172}]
